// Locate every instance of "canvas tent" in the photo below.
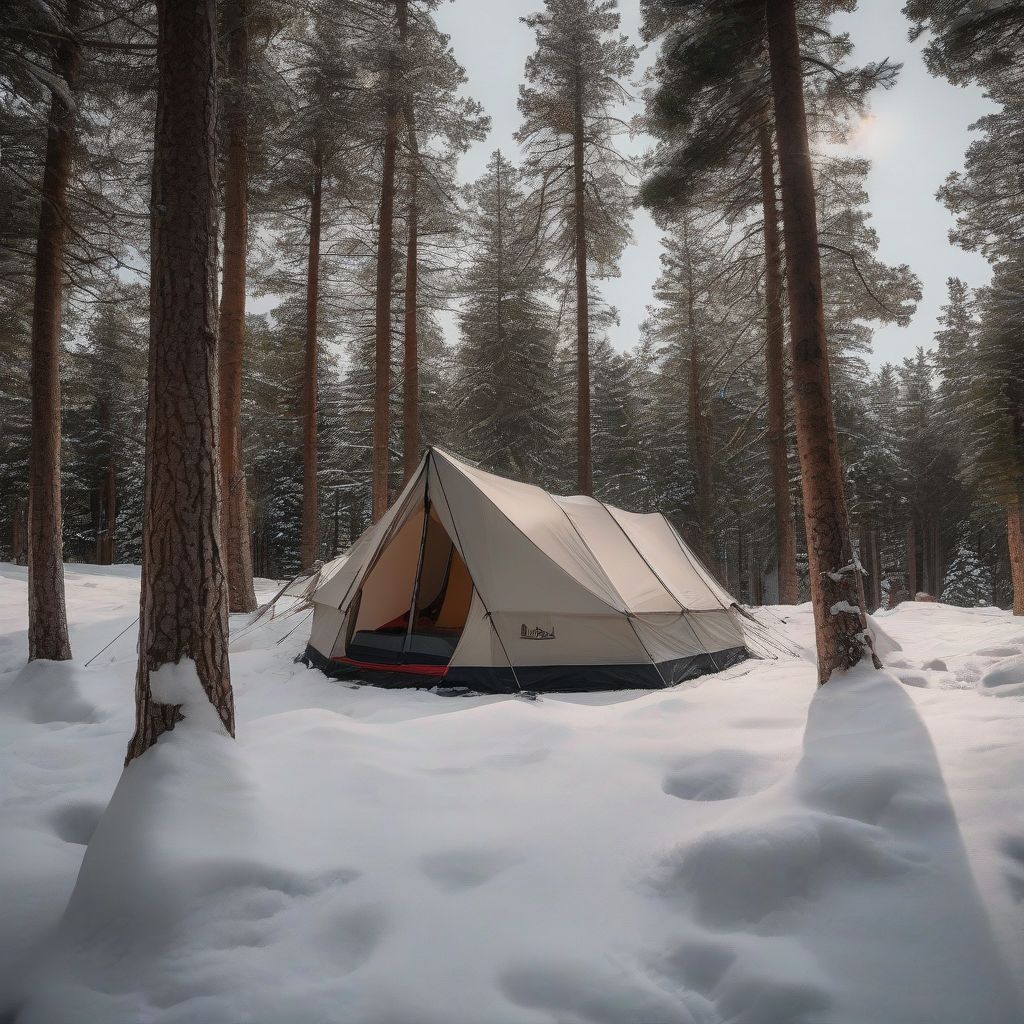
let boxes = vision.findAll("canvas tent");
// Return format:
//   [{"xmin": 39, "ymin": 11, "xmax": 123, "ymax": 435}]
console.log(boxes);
[{"xmin": 304, "ymin": 448, "xmax": 749, "ymax": 693}]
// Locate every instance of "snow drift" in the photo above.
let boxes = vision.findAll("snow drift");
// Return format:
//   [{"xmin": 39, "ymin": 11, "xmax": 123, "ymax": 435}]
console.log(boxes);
[{"xmin": 0, "ymin": 565, "xmax": 1022, "ymax": 1023}]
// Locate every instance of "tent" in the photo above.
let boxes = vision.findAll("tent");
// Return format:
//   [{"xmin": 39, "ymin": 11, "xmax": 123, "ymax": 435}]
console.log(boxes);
[{"xmin": 304, "ymin": 448, "xmax": 750, "ymax": 693}]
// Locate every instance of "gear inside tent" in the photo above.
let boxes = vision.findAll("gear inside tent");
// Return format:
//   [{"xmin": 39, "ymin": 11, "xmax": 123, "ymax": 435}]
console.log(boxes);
[{"xmin": 304, "ymin": 448, "xmax": 752, "ymax": 692}]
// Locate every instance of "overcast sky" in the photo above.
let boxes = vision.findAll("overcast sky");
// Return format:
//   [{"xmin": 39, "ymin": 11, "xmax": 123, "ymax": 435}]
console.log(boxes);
[{"xmin": 434, "ymin": 0, "xmax": 995, "ymax": 368}]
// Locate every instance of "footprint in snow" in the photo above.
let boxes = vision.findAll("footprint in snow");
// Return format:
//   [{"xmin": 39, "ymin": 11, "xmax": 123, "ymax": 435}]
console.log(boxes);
[
  {"xmin": 663, "ymin": 749, "xmax": 780, "ymax": 803},
  {"xmin": 1001, "ymin": 835, "xmax": 1024, "ymax": 903},
  {"xmin": 654, "ymin": 811, "xmax": 922, "ymax": 932},
  {"xmin": 499, "ymin": 958, "xmax": 697, "ymax": 1024},
  {"xmin": 976, "ymin": 646, "xmax": 1024, "ymax": 659},
  {"xmin": 49, "ymin": 800, "xmax": 105, "ymax": 846},
  {"xmin": 419, "ymin": 847, "xmax": 518, "ymax": 891},
  {"xmin": 650, "ymin": 935, "xmax": 831, "ymax": 1024}
]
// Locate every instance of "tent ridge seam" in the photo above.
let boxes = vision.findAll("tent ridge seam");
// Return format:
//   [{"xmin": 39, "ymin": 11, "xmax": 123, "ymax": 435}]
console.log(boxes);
[
  {"xmin": 433, "ymin": 450, "xmax": 625, "ymax": 615},
  {"xmin": 596, "ymin": 499, "xmax": 687, "ymax": 615}
]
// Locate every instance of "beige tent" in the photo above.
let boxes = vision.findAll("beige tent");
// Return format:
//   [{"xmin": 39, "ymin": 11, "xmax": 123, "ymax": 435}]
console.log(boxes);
[{"xmin": 304, "ymin": 448, "xmax": 749, "ymax": 692}]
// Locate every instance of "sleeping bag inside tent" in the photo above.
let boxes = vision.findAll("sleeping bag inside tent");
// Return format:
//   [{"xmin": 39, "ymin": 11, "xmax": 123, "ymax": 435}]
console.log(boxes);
[{"xmin": 304, "ymin": 448, "xmax": 749, "ymax": 693}]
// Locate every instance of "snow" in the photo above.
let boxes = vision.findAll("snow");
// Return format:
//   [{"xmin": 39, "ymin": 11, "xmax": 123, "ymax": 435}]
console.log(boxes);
[{"xmin": 1, "ymin": 563, "xmax": 1022, "ymax": 1023}]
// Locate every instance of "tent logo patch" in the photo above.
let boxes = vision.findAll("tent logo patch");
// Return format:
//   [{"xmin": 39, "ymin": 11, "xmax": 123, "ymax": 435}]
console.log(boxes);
[{"xmin": 521, "ymin": 624, "xmax": 556, "ymax": 640}]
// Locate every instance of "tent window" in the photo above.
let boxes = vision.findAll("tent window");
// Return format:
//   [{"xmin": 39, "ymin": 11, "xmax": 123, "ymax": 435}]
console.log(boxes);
[{"xmin": 347, "ymin": 505, "xmax": 472, "ymax": 668}]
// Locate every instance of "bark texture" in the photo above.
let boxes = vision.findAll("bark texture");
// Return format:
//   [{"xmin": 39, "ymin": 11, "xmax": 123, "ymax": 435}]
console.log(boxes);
[
  {"xmin": 1009, "ymin": 494, "xmax": 1024, "ymax": 616},
  {"xmin": 766, "ymin": 0, "xmax": 879, "ymax": 684},
  {"xmin": 218, "ymin": 0, "xmax": 257, "ymax": 611},
  {"xmin": 572, "ymin": 74, "xmax": 592, "ymax": 496},
  {"xmin": 27, "ymin": 0, "xmax": 80, "ymax": 662},
  {"xmin": 127, "ymin": 0, "xmax": 234, "ymax": 762},
  {"xmin": 905, "ymin": 520, "xmax": 917, "ymax": 600},
  {"xmin": 13, "ymin": 498, "xmax": 28, "ymax": 566},
  {"xmin": 758, "ymin": 118, "xmax": 799, "ymax": 604},
  {"xmin": 402, "ymin": 111, "xmax": 420, "ymax": 484},
  {"xmin": 682, "ymin": 220, "xmax": 715, "ymax": 574},
  {"xmin": 372, "ymin": 0, "xmax": 408, "ymax": 520},
  {"xmin": 301, "ymin": 146, "xmax": 323, "ymax": 569}
]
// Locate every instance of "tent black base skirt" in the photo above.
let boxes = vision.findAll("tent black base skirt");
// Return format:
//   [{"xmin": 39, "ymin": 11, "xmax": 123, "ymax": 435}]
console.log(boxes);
[{"xmin": 303, "ymin": 644, "xmax": 749, "ymax": 694}]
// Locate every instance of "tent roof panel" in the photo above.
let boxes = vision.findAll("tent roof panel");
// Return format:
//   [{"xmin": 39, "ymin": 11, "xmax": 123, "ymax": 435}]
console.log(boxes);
[
  {"xmin": 552, "ymin": 495, "xmax": 679, "ymax": 614},
  {"xmin": 431, "ymin": 450, "xmax": 627, "ymax": 613},
  {"xmin": 604, "ymin": 506, "xmax": 729, "ymax": 611}
]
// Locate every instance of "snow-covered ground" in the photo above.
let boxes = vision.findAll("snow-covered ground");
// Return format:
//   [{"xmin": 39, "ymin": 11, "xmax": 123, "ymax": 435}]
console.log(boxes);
[{"xmin": 1, "ymin": 562, "xmax": 1022, "ymax": 1024}]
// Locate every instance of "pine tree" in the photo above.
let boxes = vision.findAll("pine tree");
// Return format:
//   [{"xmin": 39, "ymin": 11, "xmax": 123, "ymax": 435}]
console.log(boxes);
[
  {"xmin": 394, "ymin": 3, "xmax": 486, "ymax": 482},
  {"xmin": 967, "ymin": 264, "xmax": 1024, "ymax": 614},
  {"xmin": 517, "ymin": 0, "xmax": 636, "ymax": 495},
  {"xmin": 454, "ymin": 151, "xmax": 560, "ymax": 484},
  {"xmin": 128, "ymin": 0, "xmax": 234, "ymax": 762},
  {"xmin": 19, "ymin": 0, "xmax": 82, "ymax": 661},
  {"xmin": 766, "ymin": 0, "xmax": 879, "ymax": 682},
  {"xmin": 904, "ymin": 1, "xmax": 1024, "ymax": 90},
  {"xmin": 371, "ymin": 0, "xmax": 409, "ymax": 519},
  {"xmin": 218, "ymin": 0, "xmax": 258, "ymax": 611},
  {"xmin": 907, "ymin": 0, "xmax": 1024, "ymax": 613},
  {"xmin": 63, "ymin": 287, "xmax": 147, "ymax": 566},
  {"xmin": 258, "ymin": 2, "xmax": 372, "ymax": 567},
  {"xmin": 639, "ymin": 0, "xmax": 897, "ymax": 605}
]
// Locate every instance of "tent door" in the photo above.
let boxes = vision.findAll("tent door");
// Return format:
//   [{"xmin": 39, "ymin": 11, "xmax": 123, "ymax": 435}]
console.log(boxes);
[{"xmin": 345, "ymin": 503, "xmax": 473, "ymax": 670}]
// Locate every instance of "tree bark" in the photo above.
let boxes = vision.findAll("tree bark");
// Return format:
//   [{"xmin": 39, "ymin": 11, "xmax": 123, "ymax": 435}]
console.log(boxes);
[
  {"xmin": 572, "ymin": 71, "xmax": 592, "ymax": 496},
  {"xmin": 331, "ymin": 488, "xmax": 341, "ymax": 559},
  {"xmin": 402, "ymin": 111, "xmax": 420, "ymax": 484},
  {"xmin": 906, "ymin": 520, "xmax": 917, "ymax": 600},
  {"xmin": 758, "ymin": 118, "xmax": 799, "ymax": 604},
  {"xmin": 372, "ymin": 0, "xmax": 408, "ymax": 520},
  {"xmin": 218, "ymin": 0, "xmax": 257, "ymax": 612},
  {"xmin": 682, "ymin": 219, "xmax": 715, "ymax": 571},
  {"xmin": 1008, "ymin": 494, "xmax": 1024, "ymax": 616},
  {"xmin": 300, "ymin": 145, "xmax": 323, "ymax": 569},
  {"xmin": 13, "ymin": 497, "xmax": 27, "ymax": 566},
  {"xmin": 860, "ymin": 520, "xmax": 881, "ymax": 612},
  {"xmin": 127, "ymin": 0, "xmax": 234, "ymax": 763},
  {"xmin": 930, "ymin": 517, "xmax": 945, "ymax": 599},
  {"xmin": 27, "ymin": 0, "xmax": 81, "ymax": 662},
  {"xmin": 97, "ymin": 443, "xmax": 116, "ymax": 565},
  {"xmin": 766, "ymin": 0, "xmax": 879, "ymax": 684},
  {"xmin": 93, "ymin": 395, "xmax": 116, "ymax": 565},
  {"xmin": 870, "ymin": 525, "xmax": 882, "ymax": 610}
]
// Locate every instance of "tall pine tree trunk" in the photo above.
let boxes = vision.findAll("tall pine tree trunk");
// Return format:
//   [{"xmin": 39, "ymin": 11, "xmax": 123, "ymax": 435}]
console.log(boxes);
[
  {"xmin": 372, "ymin": 0, "xmax": 408, "ymax": 520},
  {"xmin": 682, "ymin": 219, "xmax": 715, "ymax": 571},
  {"xmin": 572, "ymin": 74, "xmax": 592, "ymax": 496},
  {"xmin": 758, "ymin": 118, "xmax": 799, "ymax": 604},
  {"xmin": 301, "ymin": 147, "xmax": 323, "ymax": 569},
  {"xmin": 870, "ymin": 524, "xmax": 882, "ymax": 610},
  {"xmin": 766, "ymin": 0, "xmax": 879, "ymax": 683},
  {"xmin": 127, "ymin": 0, "xmax": 234, "ymax": 762},
  {"xmin": 27, "ymin": 0, "xmax": 80, "ymax": 662},
  {"xmin": 905, "ymin": 520, "xmax": 918, "ymax": 600},
  {"xmin": 218, "ymin": 0, "xmax": 257, "ymax": 612},
  {"xmin": 1008, "ymin": 494, "xmax": 1024, "ymax": 616},
  {"xmin": 860, "ymin": 520, "xmax": 882, "ymax": 611},
  {"xmin": 94, "ymin": 395, "xmax": 116, "ymax": 565},
  {"xmin": 402, "ymin": 112, "xmax": 420, "ymax": 484},
  {"xmin": 13, "ymin": 497, "xmax": 27, "ymax": 566},
  {"xmin": 98, "ymin": 460, "xmax": 116, "ymax": 564}
]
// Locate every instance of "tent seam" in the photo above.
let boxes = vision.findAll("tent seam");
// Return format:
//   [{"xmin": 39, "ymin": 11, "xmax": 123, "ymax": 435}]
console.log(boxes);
[
  {"xmin": 595, "ymin": 500, "xmax": 687, "ymax": 615},
  {"xmin": 429, "ymin": 450, "xmax": 524, "ymax": 693},
  {"xmin": 432, "ymin": 449, "xmax": 627, "ymax": 616},
  {"xmin": 661, "ymin": 515, "xmax": 730, "ymax": 612},
  {"xmin": 549, "ymin": 496, "xmax": 670, "ymax": 689}
]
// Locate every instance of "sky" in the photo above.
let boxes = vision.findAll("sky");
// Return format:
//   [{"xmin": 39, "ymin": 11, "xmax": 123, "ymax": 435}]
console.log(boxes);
[{"xmin": 434, "ymin": 0, "xmax": 996, "ymax": 368}]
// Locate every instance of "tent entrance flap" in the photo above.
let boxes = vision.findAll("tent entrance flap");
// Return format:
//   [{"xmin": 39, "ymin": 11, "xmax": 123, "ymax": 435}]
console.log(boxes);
[{"xmin": 346, "ymin": 504, "xmax": 473, "ymax": 669}]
